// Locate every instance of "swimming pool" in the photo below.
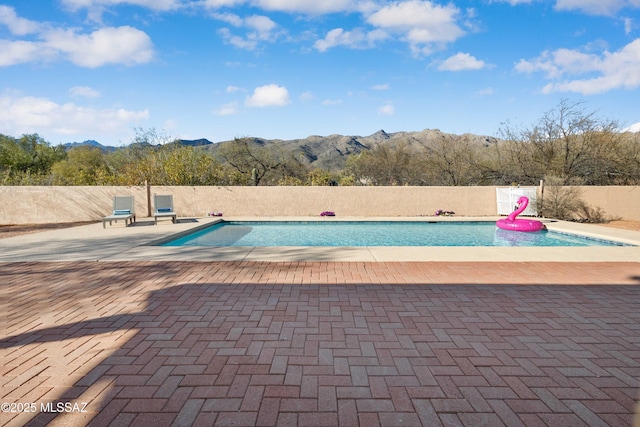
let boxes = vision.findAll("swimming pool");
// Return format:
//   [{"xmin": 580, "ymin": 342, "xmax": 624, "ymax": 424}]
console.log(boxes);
[{"xmin": 160, "ymin": 221, "xmax": 628, "ymax": 247}]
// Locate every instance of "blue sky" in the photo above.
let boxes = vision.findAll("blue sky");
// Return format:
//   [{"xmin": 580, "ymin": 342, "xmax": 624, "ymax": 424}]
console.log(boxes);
[{"xmin": 0, "ymin": 0, "xmax": 639, "ymax": 146}]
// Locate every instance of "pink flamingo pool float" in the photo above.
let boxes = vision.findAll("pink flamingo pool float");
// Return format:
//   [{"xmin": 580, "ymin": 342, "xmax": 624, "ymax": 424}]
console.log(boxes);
[{"xmin": 496, "ymin": 196, "xmax": 545, "ymax": 232}]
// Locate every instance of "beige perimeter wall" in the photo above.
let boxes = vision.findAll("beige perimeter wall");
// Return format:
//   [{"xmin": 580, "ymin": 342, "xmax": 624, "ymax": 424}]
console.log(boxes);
[{"xmin": 1, "ymin": 185, "xmax": 638, "ymax": 224}]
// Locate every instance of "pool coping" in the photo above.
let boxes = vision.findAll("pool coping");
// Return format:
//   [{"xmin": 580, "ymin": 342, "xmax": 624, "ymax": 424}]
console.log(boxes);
[{"xmin": 2, "ymin": 216, "xmax": 639, "ymax": 262}]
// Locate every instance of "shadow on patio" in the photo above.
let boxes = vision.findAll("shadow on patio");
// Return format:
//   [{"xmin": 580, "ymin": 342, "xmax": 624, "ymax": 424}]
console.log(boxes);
[{"xmin": 2, "ymin": 262, "xmax": 640, "ymax": 426}]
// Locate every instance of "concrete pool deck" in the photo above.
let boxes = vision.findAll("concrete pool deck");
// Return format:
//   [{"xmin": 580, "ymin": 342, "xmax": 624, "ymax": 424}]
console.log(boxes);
[
  {"xmin": 2, "ymin": 217, "xmax": 640, "ymax": 426},
  {"xmin": 1, "ymin": 216, "xmax": 640, "ymax": 263}
]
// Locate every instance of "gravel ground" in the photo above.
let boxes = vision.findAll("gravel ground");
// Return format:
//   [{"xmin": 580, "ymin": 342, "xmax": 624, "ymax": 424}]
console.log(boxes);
[
  {"xmin": 598, "ymin": 220, "xmax": 640, "ymax": 232},
  {"xmin": 0, "ymin": 221, "xmax": 99, "ymax": 239}
]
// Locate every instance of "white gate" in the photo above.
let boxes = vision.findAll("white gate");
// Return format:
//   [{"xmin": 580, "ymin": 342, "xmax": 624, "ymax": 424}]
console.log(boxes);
[{"xmin": 496, "ymin": 187, "xmax": 538, "ymax": 216}]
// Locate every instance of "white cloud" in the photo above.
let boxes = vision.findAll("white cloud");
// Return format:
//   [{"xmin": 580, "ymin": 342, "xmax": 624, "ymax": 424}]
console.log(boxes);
[
  {"xmin": 0, "ymin": 10, "xmax": 155, "ymax": 69},
  {"xmin": 516, "ymin": 38, "xmax": 640, "ymax": 94},
  {"xmin": 61, "ymin": 0, "xmax": 181, "ymax": 19},
  {"xmin": 299, "ymin": 91, "xmax": 314, "ymax": 101},
  {"xmin": 204, "ymin": 0, "xmax": 245, "ymax": 7},
  {"xmin": 226, "ymin": 85, "xmax": 245, "ymax": 93},
  {"xmin": 438, "ymin": 52, "xmax": 489, "ymax": 71},
  {"xmin": 321, "ymin": 99, "xmax": 343, "ymax": 105},
  {"xmin": 44, "ymin": 26, "xmax": 154, "ymax": 67},
  {"xmin": 372, "ymin": 84, "xmax": 390, "ymax": 90},
  {"xmin": 0, "ymin": 5, "xmax": 41, "ymax": 35},
  {"xmin": 218, "ymin": 28, "xmax": 257, "ymax": 50},
  {"xmin": 0, "ymin": 40, "xmax": 55, "ymax": 67},
  {"xmin": 493, "ymin": 0, "xmax": 639, "ymax": 14},
  {"xmin": 255, "ymin": 0, "xmax": 366, "ymax": 14},
  {"xmin": 212, "ymin": 12, "xmax": 244, "ymax": 26},
  {"xmin": 62, "ymin": 0, "xmax": 181, "ymax": 9},
  {"xmin": 366, "ymin": 0, "xmax": 465, "ymax": 56},
  {"xmin": 216, "ymin": 14, "xmax": 281, "ymax": 50},
  {"xmin": 624, "ymin": 17, "xmax": 634, "ymax": 35},
  {"xmin": 163, "ymin": 119, "xmax": 178, "ymax": 132},
  {"xmin": 314, "ymin": 27, "xmax": 387, "ymax": 52},
  {"xmin": 245, "ymin": 84, "xmax": 291, "ymax": 107},
  {"xmin": 490, "ymin": 0, "xmax": 535, "ymax": 4},
  {"xmin": 0, "ymin": 94, "xmax": 149, "ymax": 138},
  {"xmin": 58, "ymin": 0, "xmax": 464, "ymax": 57},
  {"xmin": 214, "ymin": 101, "xmax": 239, "ymax": 115},
  {"xmin": 245, "ymin": 15, "xmax": 277, "ymax": 33},
  {"xmin": 623, "ymin": 122, "xmax": 640, "ymax": 132},
  {"xmin": 476, "ymin": 87, "xmax": 494, "ymax": 96},
  {"xmin": 204, "ymin": 0, "xmax": 369, "ymax": 15},
  {"xmin": 69, "ymin": 86, "xmax": 102, "ymax": 98},
  {"xmin": 378, "ymin": 103, "xmax": 395, "ymax": 115},
  {"xmin": 554, "ymin": 0, "xmax": 638, "ymax": 16}
]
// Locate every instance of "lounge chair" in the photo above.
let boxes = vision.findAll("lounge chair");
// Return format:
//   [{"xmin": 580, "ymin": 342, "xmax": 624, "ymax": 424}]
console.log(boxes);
[
  {"xmin": 153, "ymin": 194, "xmax": 177, "ymax": 225},
  {"xmin": 102, "ymin": 196, "xmax": 136, "ymax": 228}
]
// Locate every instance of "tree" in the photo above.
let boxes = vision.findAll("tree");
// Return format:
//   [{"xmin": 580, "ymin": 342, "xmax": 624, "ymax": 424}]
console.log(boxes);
[
  {"xmin": 345, "ymin": 142, "xmax": 425, "ymax": 185},
  {"xmin": 497, "ymin": 99, "xmax": 624, "ymax": 185},
  {"xmin": 161, "ymin": 144, "xmax": 229, "ymax": 185},
  {"xmin": 115, "ymin": 143, "xmax": 232, "ymax": 186},
  {"xmin": 614, "ymin": 132, "xmax": 640, "ymax": 184},
  {"xmin": 51, "ymin": 146, "xmax": 111, "ymax": 185},
  {"xmin": 217, "ymin": 138, "xmax": 295, "ymax": 185},
  {"xmin": 421, "ymin": 135, "xmax": 488, "ymax": 185},
  {"xmin": 0, "ymin": 133, "xmax": 66, "ymax": 184}
]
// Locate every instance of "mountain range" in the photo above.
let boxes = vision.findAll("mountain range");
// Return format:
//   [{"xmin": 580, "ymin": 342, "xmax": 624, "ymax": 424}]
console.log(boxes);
[{"xmin": 65, "ymin": 129, "xmax": 500, "ymax": 170}]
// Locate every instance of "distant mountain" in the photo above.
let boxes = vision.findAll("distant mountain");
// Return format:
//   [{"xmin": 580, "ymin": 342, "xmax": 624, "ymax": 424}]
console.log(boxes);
[
  {"xmin": 63, "ymin": 130, "xmax": 501, "ymax": 171},
  {"xmin": 63, "ymin": 140, "xmax": 117, "ymax": 152},
  {"xmin": 179, "ymin": 138, "xmax": 214, "ymax": 147},
  {"xmin": 203, "ymin": 129, "xmax": 500, "ymax": 171},
  {"xmin": 63, "ymin": 138, "xmax": 214, "ymax": 152}
]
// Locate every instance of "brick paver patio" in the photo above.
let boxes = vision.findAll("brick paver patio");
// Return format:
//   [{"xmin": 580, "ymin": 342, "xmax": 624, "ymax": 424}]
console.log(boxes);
[{"xmin": 1, "ymin": 261, "xmax": 639, "ymax": 426}]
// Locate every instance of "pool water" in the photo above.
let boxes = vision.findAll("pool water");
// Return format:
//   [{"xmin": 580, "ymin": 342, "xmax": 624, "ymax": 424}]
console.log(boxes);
[{"xmin": 161, "ymin": 221, "xmax": 626, "ymax": 247}]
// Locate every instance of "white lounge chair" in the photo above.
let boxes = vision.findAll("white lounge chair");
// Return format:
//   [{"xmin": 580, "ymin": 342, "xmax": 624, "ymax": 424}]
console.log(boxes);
[
  {"xmin": 102, "ymin": 196, "xmax": 136, "ymax": 228},
  {"xmin": 153, "ymin": 194, "xmax": 177, "ymax": 225}
]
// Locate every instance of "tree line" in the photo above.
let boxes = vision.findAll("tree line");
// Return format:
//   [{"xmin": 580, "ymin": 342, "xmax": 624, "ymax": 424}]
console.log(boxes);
[{"xmin": 2, "ymin": 100, "xmax": 639, "ymax": 187}]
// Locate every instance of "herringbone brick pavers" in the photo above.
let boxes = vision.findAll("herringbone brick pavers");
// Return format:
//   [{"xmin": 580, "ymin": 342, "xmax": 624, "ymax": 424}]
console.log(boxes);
[{"xmin": 1, "ymin": 261, "xmax": 639, "ymax": 426}]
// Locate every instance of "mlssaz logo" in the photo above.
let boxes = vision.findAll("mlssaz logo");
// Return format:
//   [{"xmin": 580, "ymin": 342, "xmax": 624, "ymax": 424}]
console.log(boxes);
[{"xmin": 40, "ymin": 402, "xmax": 89, "ymax": 413}]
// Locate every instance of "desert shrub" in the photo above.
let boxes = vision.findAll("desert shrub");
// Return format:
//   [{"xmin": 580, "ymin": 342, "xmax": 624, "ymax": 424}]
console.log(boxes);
[
  {"xmin": 573, "ymin": 203, "xmax": 609, "ymax": 223},
  {"xmin": 537, "ymin": 176, "xmax": 609, "ymax": 223},
  {"xmin": 538, "ymin": 184, "xmax": 582, "ymax": 220}
]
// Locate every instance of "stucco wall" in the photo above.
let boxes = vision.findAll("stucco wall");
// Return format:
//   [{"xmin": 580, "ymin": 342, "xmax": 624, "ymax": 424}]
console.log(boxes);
[
  {"xmin": 574, "ymin": 186, "xmax": 640, "ymax": 221},
  {"xmin": 0, "ymin": 186, "xmax": 149, "ymax": 225},
  {"xmin": 164, "ymin": 185, "xmax": 499, "ymax": 218},
  {"xmin": 1, "ymin": 185, "xmax": 638, "ymax": 224}
]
